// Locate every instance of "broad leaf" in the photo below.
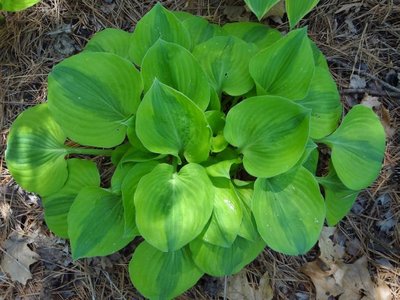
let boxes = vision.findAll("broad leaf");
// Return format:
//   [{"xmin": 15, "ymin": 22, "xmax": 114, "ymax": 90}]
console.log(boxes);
[
  {"xmin": 303, "ymin": 147, "xmax": 319, "ymax": 175},
  {"xmin": 224, "ymin": 96, "xmax": 310, "ymax": 178},
  {"xmin": 129, "ymin": 242, "xmax": 203, "ymax": 300},
  {"xmin": 233, "ymin": 186, "xmax": 259, "ymax": 242},
  {"xmin": 5, "ymin": 104, "xmax": 68, "ymax": 196},
  {"xmin": 318, "ymin": 169, "xmax": 359, "ymax": 226},
  {"xmin": 190, "ymin": 236, "xmax": 265, "ymax": 276},
  {"xmin": 68, "ymin": 187, "xmax": 136, "ymax": 259},
  {"xmin": 286, "ymin": 0, "xmax": 320, "ymax": 29},
  {"xmin": 84, "ymin": 28, "xmax": 132, "ymax": 61},
  {"xmin": 135, "ymin": 163, "xmax": 214, "ymax": 252},
  {"xmin": 249, "ymin": 28, "xmax": 315, "ymax": 100},
  {"xmin": 43, "ymin": 159, "xmax": 100, "ymax": 238},
  {"xmin": 203, "ymin": 178, "xmax": 243, "ymax": 247},
  {"xmin": 141, "ymin": 40, "xmax": 210, "ymax": 110},
  {"xmin": 121, "ymin": 162, "xmax": 159, "ymax": 236},
  {"xmin": 243, "ymin": 0, "xmax": 280, "ymax": 20},
  {"xmin": 296, "ymin": 66, "xmax": 342, "ymax": 139},
  {"xmin": 193, "ymin": 36, "xmax": 256, "ymax": 96},
  {"xmin": 129, "ymin": 3, "xmax": 190, "ymax": 65},
  {"xmin": 320, "ymin": 105, "xmax": 386, "ymax": 190},
  {"xmin": 111, "ymin": 162, "xmax": 135, "ymax": 194},
  {"xmin": 136, "ymin": 80, "xmax": 211, "ymax": 163},
  {"xmin": 223, "ymin": 22, "xmax": 281, "ymax": 51},
  {"xmin": 174, "ymin": 11, "xmax": 226, "ymax": 48},
  {"xmin": 111, "ymin": 143, "xmax": 131, "ymax": 166},
  {"xmin": 1, "ymin": 0, "xmax": 40, "ymax": 11},
  {"xmin": 253, "ymin": 167, "xmax": 325, "ymax": 255},
  {"xmin": 48, "ymin": 51, "xmax": 142, "ymax": 147},
  {"xmin": 206, "ymin": 110, "xmax": 228, "ymax": 153},
  {"xmin": 205, "ymin": 159, "xmax": 239, "ymax": 179}
]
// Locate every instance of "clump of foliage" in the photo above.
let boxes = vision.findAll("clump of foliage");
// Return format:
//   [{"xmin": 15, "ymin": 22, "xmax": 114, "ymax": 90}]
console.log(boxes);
[
  {"xmin": 0, "ymin": 0, "xmax": 40, "ymax": 12},
  {"xmin": 5, "ymin": 3, "xmax": 385, "ymax": 299},
  {"xmin": 245, "ymin": 0, "xmax": 320, "ymax": 28}
]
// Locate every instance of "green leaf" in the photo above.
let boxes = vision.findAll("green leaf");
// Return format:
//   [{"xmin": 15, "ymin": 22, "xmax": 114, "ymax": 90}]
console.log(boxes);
[
  {"xmin": 111, "ymin": 162, "xmax": 135, "ymax": 194},
  {"xmin": 310, "ymin": 39, "xmax": 329, "ymax": 69},
  {"xmin": 68, "ymin": 187, "xmax": 136, "ymax": 259},
  {"xmin": 1, "ymin": 0, "xmax": 40, "ymax": 11},
  {"xmin": 129, "ymin": 242, "xmax": 203, "ymax": 300},
  {"xmin": 48, "ymin": 51, "xmax": 142, "ymax": 148},
  {"xmin": 223, "ymin": 22, "xmax": 281, "ymax": 51},
  {"xmin": 193, "ymin": 36, "xmax": 256, "ymax": 96},
  {"xmin": 286, "ymin": 0, "xmax": 320, "ymax": 29},
  {"xmin": 253, "ymin": 167, "xmax": 325, "ymax": 255},
  {"xmin": 141, "ymin": 39, "xmax": 210, "ymax": 110},
  {"xmin": 43, "ymin": 159, "xmax": 100, "ymax": 238},
  {"xmin": 129, "ymin": 3, "xmax": 190, "ymax": 65},
  {"xmin": 224, "ymin": 96, "xmax": 310, "ymax": 178},
  {"xmin": 205, "ymin": 158, "xmax": 239, "ymax": 179},
  {"xmin": 303, "ymin": 147, "xmax": 319, "ymax": 175},
  {"xmin": 249, "ymin": 28, "xmax": 315, "ymax": 100},
  {"xmin": 84, "ymin": 28, "xmax": 132, "ymax": 61},
  {"xmin": 135, "ymin": 163, "xmax": 214, "ymax": 252},
  {"xmin": 5, "ymin": 104, "xmax": 68, "ymax": 196},
  {"xmin": 296, "ymin": 66, "xmax": 342, "ymax": 139},
  {"xmin": 190, "ymin": 236, "xmax": 265, "ymax": 276},
  {"xmin": 111, "ymin": 142, "xmax": 131, "ymax": 166},
  {"xmin": 206, "ymin": 110, "xmax": 228, "ymax": 153},
  {"xmin": 136, "ymin": 80, "xmax": 211, "ymax": 163},
  {"xmin": 320, "ymin": 105, "xmax": 386, "ymax": 190},
  {"xmin": 243, "ymin": 0, "xmax": 280, "ymax": 20},
  {"xmin": 174, "ymin": 11, "xmax": 226, "ymax": 48},
  {"xmin": 121, "ymin": 162, "xmax": 159, "ymax": 236},
  {"xmin": 318, "ymin": 168, "xmax": 359, "ymax": 226},
  {"xmin": 203, "ymin": 178, "xmax": 243, "ymax": 247}
]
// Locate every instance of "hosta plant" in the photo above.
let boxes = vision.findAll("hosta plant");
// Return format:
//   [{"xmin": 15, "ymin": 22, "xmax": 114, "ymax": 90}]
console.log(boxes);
[
  {"xmin": 0, "ymin": 0, "xmax": 40, "ymax": 12},
  {"xmin": 5, "ymin": 3, "xmax": 385, "ymax": 299},
  {"xmin": 245, "ymin": 0, "xmax": 320, "ymax": 28}
]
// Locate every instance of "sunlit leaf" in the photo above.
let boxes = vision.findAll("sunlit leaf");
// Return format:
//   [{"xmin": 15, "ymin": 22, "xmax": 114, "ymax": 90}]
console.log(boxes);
[
  {"xmin": 5, "ymin": 104, "xmax": 68, "ymax": 196},
  {"xmin": 141, "ymin": 39, "xmax": 210, "ymax": 110},
  {"xmin": 1, "ymin": 0, "xmax": 40, "ymax": 11},
  {"xmin": 129, "ymin": 3, "xmax": 190, "ymax": 65},
  {"xmin": 224, "ymin": 96, "xmax": 310, "ymax": 178},
  {"xmin": 253, "ymin": 167, "xmax": 325, "ymax": 255},
  {"xmin": 243, "ymin": 0, "xmax": 280, "ymax": 20},
  {"xmin": 135, "ymin": 163, "xmax": 214, "ymax": 252},
  {"xmin": 193, "ymin": 36, "xmax": 256, "ymax": 96},
  {"xmin": 286, "ymin": 0, "xmax": 320, "ymax": 29},
  {"xmin": 249, "ymin": 28, "xmax": 314, "ymax": 100},
  {"xmin": 136, "ymin": 80, "xmax": 211, "ymax": 163},
  {"xmin": 48, "ymin": 52, "xmax": 142, "ymax": 147},
  {"xmin": 43, "ymin": 159, "xmax": 100, "ymax": 238},
  {"xmin": 129, "ymin": 242, "xmax": 203, "ymax": 300},
  {"xmin": 320, "ymin": 105, "xmax": 386, "ymax": 190}
]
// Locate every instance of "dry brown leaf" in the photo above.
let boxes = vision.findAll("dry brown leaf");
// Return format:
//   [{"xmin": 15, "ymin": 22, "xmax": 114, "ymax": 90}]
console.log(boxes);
[
  {"xmin": 361, "ymin": 95, "xmax": 381, "ymax": 109},
  {"xmin": 225, "ymin": 270, "xmax": 273, "ymax": 300},
  {"xmin": 361, "ymin": 95, "xmax": 395, "ymax": 138},
  {"xmin": 265, "ymin": 0, "xmax": 285, "ymax": 18},
  {"xmin": 319, "ymin": 227, "xmax": 345, "ymax": 265},
  {"xmin": 0, "ymin": 232, "xmax": 40, "ymax": 285}
]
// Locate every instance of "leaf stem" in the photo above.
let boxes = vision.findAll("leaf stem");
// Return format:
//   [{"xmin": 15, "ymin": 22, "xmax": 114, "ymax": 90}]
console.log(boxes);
[{"xmin": 66, "ymin": 147, "xmax": 113, "ymax": 156}]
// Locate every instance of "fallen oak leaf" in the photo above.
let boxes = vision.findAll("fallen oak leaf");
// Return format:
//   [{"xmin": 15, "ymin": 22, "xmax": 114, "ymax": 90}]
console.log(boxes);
[
  {"xmin": 225, "ymin": 270, "xmax": 273, "ymax": 300},
  {"xmin": 0, "ymin": 232, "xmax": 40, "ymax": 285}
]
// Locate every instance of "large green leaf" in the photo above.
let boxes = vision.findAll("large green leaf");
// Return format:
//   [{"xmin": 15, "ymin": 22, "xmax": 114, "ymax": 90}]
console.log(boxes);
[
  {"xmin": 43, "ymin": 159, "xmax": 100, "ymax": 238},
  {"xmin": 5, "ymin": 104, "xmax": 68, "ymax": 196},
  {"xmin": 318, "ymin": 168, "xmax": 359, "ymax": 226},
  {"xmin": 135, "ymin": 163, "xmax": 214, "ymax": 252},
  {"xmin": 84, "ymin": 28, "xmax": 132, "ymax": 61},
  {"xmin": 249, "ymin": 28, "xmax": 315, "ymax": 100},
  {"xmin": 193, "ymin": 36, "xmax": 256, "ymax": 96},
  {"xmin": 135, "ymin": 80, "xmax": 211, "ymax": 163},
  {"xmin": 68, "ymin": 187, "xmax": 136, "ymax": 259},
  {"xmin": 174, "ymin": 11, "xmax": 226, "ymax": 48},
  {"xmin": 243, "ymin": 0, "xmax": 280, "ymax": 20},
  {"xmin": 320, "ymin": 105, "xmax": 386, "ymax": 190},
  {"xmin": 121, "ymin": 162, "xmax": 159, "ymax": 236},
  {"xmin": 224, "ymin": 96, "xmax": 310, "ymax": 178},
  {"xmin": 190, "ymin": 236, "xmax": 265, "ymax": 276},
  {"xmin": 296, "ymin": 66, "xmax": 342, "ymax": 139},
  {"xmin": 286, "ymin": 0, "xmax": 320, "ymax": 29},
  {"xmin": 203, "ymin": 178, "xmax": 243, "ymax": 247},
  {"xmin": 253, "ymin": 167, "xmax": 325, "ymax": 255},
  {"xmin": 223, "ymin": 22, "xmax": 281, "ymax": 51},
  {"xmin": 1, "ymin": 0, "xmax": 40, "ymax": 11},
  {"xmin": 129, "ymin": 242, "xmax": 203, "ymax": 300},
  {"xmin": 141, "ymin": 40, "xmax": 210, "ymax": 110},
  {"xmin": 129, "ymin": 3, "xmax": 190, "ymax": 65},
  {"xmin": 48, "ymin": 51, "xmax": 142, "ymax": 147}
]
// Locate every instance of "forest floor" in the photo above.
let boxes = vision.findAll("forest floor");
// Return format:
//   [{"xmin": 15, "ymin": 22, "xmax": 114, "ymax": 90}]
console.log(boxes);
[{"xmin": 0, "ymin": 0, "xmax": 399, "ymax": 299}]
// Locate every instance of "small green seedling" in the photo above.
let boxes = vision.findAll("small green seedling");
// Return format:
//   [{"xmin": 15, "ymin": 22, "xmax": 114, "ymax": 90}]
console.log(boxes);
[{"xmin": 5, "ymin": 3, "xmax": 385, "ymax": 299}]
